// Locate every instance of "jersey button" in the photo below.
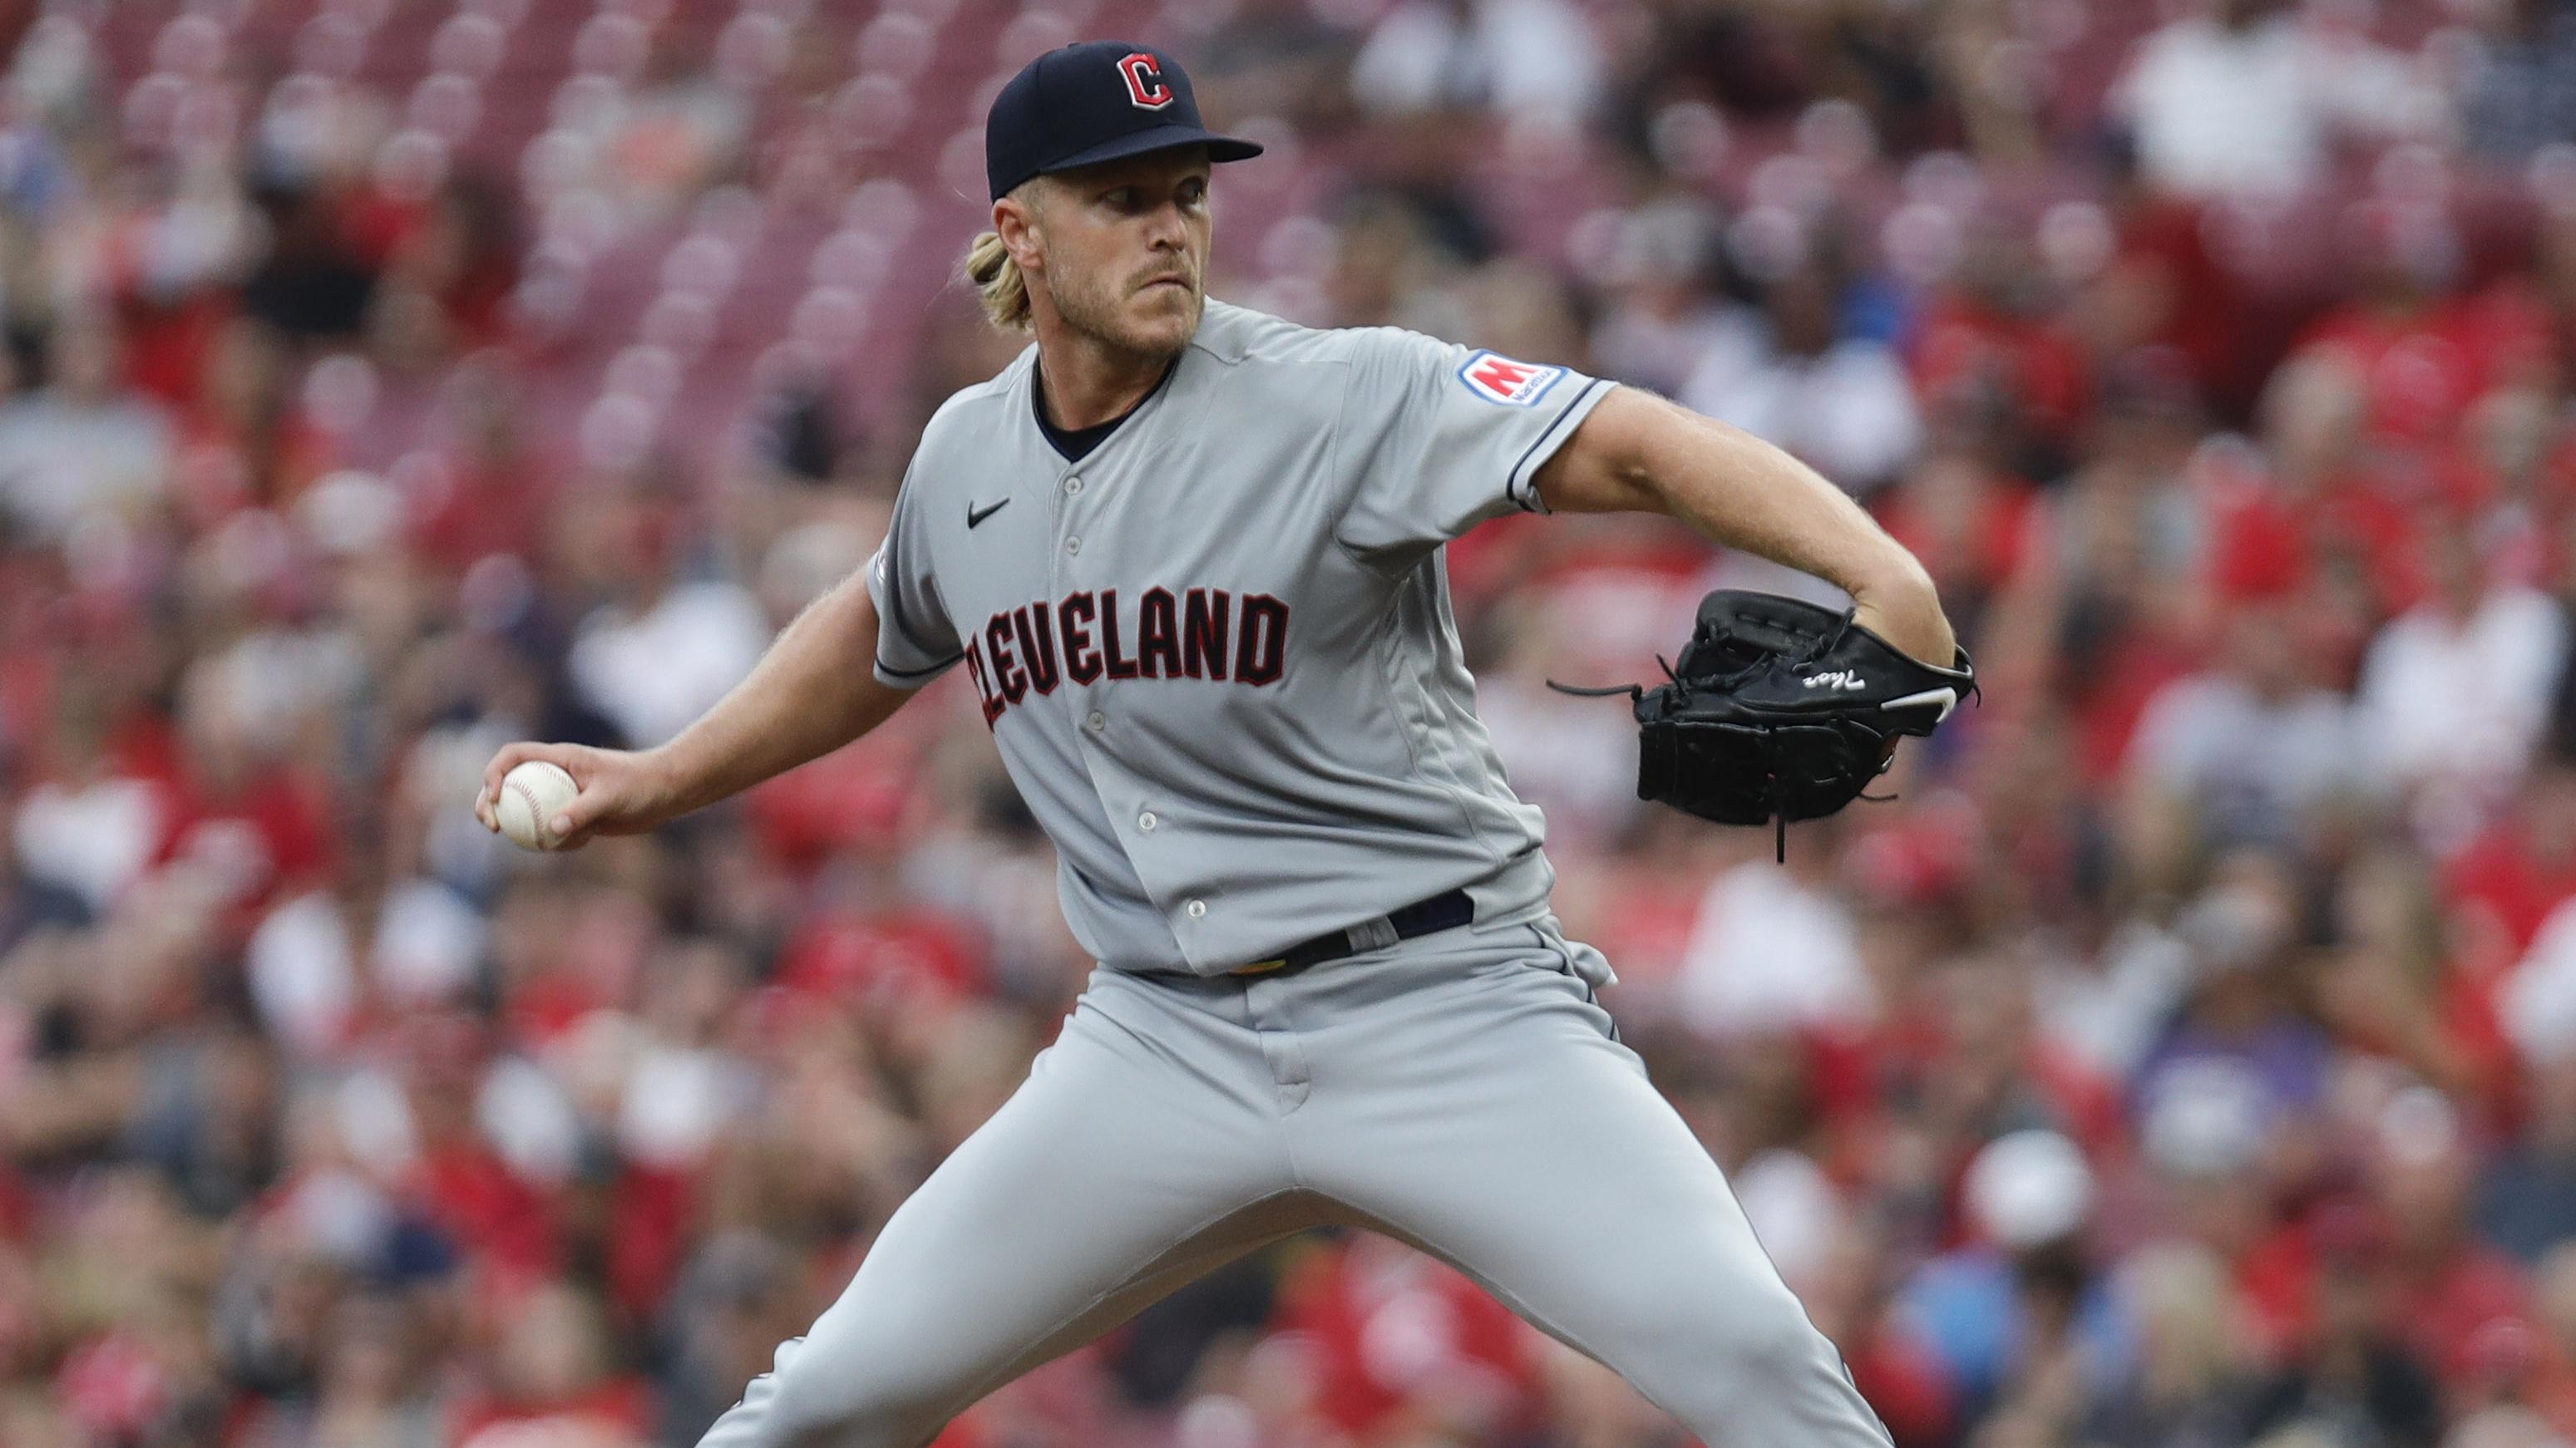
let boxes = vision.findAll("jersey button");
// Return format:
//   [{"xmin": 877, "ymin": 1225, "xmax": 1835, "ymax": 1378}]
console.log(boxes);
[
  {"xmin": 1064, "ymin": 475, "xmax": 1083, "ymax": 495},
  {"xmin": 1184, "ymin": 899, "xmax": 1207, "ymax": 919},
  {"xmin": 1085, "ymin": 710, "xmax": 1106, "ymax": 731},
  {"xmin": 1137, "ymin": 811, "xmax": 1157, "ymax": 832},
  {"xmin": 1064, "ymin": 536, "xmax": 1081, "ymax": 554}
]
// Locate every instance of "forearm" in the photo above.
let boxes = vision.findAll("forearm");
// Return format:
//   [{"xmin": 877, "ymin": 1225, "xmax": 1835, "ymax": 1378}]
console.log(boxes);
[
  {"xmin": 649, "ymin": 570, "xmax": 913, "ymax": 815},
  {"xmin": 1543, "ymin": 389, "xmax": 1954, "ymax": 662}
]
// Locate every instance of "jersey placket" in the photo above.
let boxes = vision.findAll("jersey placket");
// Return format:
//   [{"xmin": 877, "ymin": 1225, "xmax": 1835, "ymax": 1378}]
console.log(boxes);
[{"xmin": 1044, "ymin": 414, "xmax": 1215, "ymax": 964}]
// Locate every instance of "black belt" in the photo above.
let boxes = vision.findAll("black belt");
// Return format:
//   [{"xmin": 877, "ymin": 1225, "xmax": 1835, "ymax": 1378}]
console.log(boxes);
[{"xmin": 1228, "ymin": 889, "xmax": 1474, "ymax": 978}]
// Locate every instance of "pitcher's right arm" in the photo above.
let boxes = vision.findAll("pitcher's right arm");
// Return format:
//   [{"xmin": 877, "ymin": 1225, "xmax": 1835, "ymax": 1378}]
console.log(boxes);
[{"xmin": 474, "ymin": 568, "xmax": 919, "ymax": 850}]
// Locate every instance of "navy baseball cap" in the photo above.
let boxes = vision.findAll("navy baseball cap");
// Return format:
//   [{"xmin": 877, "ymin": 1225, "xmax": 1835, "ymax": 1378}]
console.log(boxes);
[{"xmin": 985, "ymin": 41, "xmax": 1262, "ymax": 202}]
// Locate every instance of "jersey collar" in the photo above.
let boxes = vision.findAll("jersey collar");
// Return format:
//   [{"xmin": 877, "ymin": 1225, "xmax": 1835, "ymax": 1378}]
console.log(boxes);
[{"xmin": 1023, "ymin": 347, "xmax": 1183, "ymax": 470}]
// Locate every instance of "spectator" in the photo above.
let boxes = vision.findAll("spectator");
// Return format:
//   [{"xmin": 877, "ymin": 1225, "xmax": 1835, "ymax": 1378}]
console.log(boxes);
[
  {"xmin": 1896, "ymin": 1130, "xmax": 2105, "ymax": 1426},
  {"xmin": 1681, "ymin": 251, "xmax": 1923, "ymax": 495},
  {"xmin": 2446, "ymin": 749, "xmax": 2576, "ymax": 1008},
  {"xmin": 240, "ymin": 181, "xmax": 380, "ymax": 346},
  {"xmin": 1348, "ymin": 0, "xmax": 1604, "ymax": 122},
  {"xmin": 2362, "ymin": 1088, "xmax": 2535, "ymax": 1393},
  {"xmin": 2115, "ymin": 0, "xmax": 2427, "ymax": 199},
  {"xmin": 2238, "ymin": 1204, "xmax": 2445, "ymax": 1448},
  {"xmin": 1587, "ymin": 195, "xmax": 1744, "ymax": 399},
  {"xmin": 2480, "ymin": 1035, "xmax": 2576, "ymax": 1265},
  {"xmin": 2131, "ymin": 859, "xmax": 2333, "ymax": 1158},
  {"xmin": 1197, "ymin": 0, "xmax": 1363, "ymax": 134},
  {"xmin": 1907, "ymin": 219, "xmax": 2091, "ymax": 466},
  {"xmin": 2355, "ymin": 509, "xmax": 2568, "ymax": 845},
  {"xmin": 564, "ymin": 493, "xmax": 769, "ymax": 750},
  {"xmin": 0, "ymin": 313, "xmax": 173, "ymax": 544},
  {"xmin": 1675, "ymin": 835, "xmax": 1871, "ymax": 1038},
  {"xmin": 2080, "ymin": 1244, "xmax": 2260, "ymax": 1448},
  {"xmin": 452, "ymin": 1283, "xmax": 653, "ymax": 1448},
  {"xmin": 2460, "ymin": 0, "xmax": 2576, "ymax": 160},
  {"xmin": 2123, "ymin": 601, "xmax": 2367, "ymax": 874},
  {"xmin": 2292, "ymin": 204, "xmax": 2518, "ymax": 464}
]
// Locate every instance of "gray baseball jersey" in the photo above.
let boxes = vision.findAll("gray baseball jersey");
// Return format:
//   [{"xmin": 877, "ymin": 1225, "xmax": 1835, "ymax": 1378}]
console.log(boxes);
[
  {"xmin": 694, "ymin": 299, "xmax": 1897, "ymax": 1448},
  {"xmin": 866, "ymin": 298, "xmax": 1612, "ymax": 975}
]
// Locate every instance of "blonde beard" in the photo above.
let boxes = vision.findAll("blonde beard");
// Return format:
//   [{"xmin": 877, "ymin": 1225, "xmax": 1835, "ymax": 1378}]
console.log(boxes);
[{"xmin": 1045, "ymin": 264, "xmax": 1202, "ymax": 361}]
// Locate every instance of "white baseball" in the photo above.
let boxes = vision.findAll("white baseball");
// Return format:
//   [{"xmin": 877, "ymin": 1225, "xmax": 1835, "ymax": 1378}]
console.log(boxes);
[{"xmin": 494, "ymin": 761, "xmax": 581, "ymax": 851}]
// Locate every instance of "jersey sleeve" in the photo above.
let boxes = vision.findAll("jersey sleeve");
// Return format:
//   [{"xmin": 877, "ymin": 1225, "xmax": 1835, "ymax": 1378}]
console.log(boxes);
[
  {"xmin": 865, "ymin": 465, "xmax": 963, "ymax": 689},
  {"xmin": 1333, "ymin": 326, "xmax": 1615, "ymax": 562}
]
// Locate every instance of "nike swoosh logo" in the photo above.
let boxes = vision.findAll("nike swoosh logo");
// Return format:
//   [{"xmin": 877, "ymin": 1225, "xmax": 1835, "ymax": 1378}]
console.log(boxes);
[
  {"xmin": 1880, "ymin": 687, "xmax": 1958, "ymax": 724},
  {"xmin": 967, "ymin": 499, "xmax": 1009, "ymax": 529}
]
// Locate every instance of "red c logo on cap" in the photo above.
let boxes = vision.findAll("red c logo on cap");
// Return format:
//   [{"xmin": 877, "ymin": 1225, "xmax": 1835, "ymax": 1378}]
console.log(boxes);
[{"xmin": 1118, "ymin": 52, "xmax": 1173, "ymax": 110}]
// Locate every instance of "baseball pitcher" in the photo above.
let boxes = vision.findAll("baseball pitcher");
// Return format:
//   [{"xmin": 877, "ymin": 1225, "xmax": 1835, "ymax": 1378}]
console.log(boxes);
[{"xmin": 477, "ymin": 39, "xmax": 1967, "ymax": 1448}]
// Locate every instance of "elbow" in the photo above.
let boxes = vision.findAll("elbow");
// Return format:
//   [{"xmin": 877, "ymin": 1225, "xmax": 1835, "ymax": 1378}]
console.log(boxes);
[{"xmin": 1619, "ymin": 451, "xmax": 1670, "ymax": 515}]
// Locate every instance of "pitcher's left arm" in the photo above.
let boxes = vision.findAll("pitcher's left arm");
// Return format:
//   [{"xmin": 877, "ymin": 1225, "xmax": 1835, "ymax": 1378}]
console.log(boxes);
[{"xmin": 1531, "ymin": 387, "xmax": 1955, "ymax": 667}]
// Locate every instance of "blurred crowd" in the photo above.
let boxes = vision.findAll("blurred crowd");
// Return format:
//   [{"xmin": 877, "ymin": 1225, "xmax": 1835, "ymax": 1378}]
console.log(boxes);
[{"xmin": 12, "ymin": 1, "xmax": 2576, "ymax": 1446}]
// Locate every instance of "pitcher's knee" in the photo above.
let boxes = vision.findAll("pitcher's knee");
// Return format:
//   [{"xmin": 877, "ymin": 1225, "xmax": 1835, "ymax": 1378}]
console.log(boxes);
[
  {"xmin": 1639, "ymin": 1288, "xmax": 1872, "ymax": 1443},
  {"xmin": 1701, "ymin": 1284, "xmax": 1833, "ymax": 1378},
  {"xmin": 1606, "ymin": 1278, "xmax": 1826, "ymax": 1402}
]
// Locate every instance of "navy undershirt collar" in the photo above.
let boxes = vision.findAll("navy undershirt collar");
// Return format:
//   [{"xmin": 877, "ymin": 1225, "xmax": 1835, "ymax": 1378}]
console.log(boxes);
[{"xmin": 1033, "ymin": 355, "xmax": 1178, "ymax": 462}]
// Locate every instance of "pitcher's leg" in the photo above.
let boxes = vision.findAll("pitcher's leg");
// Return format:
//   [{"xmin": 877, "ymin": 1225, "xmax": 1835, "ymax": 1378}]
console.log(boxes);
[
  {"xmin": 697, "ymin": 981, "xmax": 1308, "ymax": 1448},
  {"xmin": 1292, "ymin": 953, "xmax": 1891, "ymax": 1448}
]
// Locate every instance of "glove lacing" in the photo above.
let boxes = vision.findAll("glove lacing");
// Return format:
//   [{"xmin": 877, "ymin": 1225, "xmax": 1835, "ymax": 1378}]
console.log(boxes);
[{"xmin": 1544, "ymin": 605, "xmax": 1977, "ymax": 863}]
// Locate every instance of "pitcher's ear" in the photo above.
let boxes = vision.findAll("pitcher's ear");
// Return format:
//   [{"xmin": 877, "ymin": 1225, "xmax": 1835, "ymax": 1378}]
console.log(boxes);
[{"xmin": 994, "ymin": 182, "xmax": 1048, "ymax": 271}]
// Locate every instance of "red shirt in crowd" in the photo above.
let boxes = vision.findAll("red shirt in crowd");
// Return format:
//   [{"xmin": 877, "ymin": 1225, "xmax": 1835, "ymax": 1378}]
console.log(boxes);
[
  {"xmin": 1272, "ymin": 1238, "xmax": 1540, "ymax": 1441},
  {"xmin": 452, "ymin": 1377, "xmax": 654, "ymax": 1448},
  {"xmin": 1908, "ymin": 298, "xmax": 2090, "ymax": 444},
  {"xmin": 2294, "ymin": 292, "xmax": 2552, "ymax": 456},
  {"xmin": 148, "ymin": 761, "xmax": 333, "ymax": 933}
]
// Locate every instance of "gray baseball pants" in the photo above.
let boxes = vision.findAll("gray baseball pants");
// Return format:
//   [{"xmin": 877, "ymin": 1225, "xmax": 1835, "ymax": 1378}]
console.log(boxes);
[{"xmin": 693, "ymin": 915, "xmax": 1891, "ymax": 1448}]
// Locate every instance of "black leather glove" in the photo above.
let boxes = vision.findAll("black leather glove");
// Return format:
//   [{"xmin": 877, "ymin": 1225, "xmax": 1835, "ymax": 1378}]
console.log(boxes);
[{"xmin": 1553, "ymin": 590, "xmax": 1976, "ymax": 859}]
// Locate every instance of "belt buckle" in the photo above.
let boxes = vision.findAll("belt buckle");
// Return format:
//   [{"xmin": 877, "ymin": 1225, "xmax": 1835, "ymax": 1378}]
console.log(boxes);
[{"xmin": 1231, "ymin": 957, "xmax": 1289, "ymax": 977}]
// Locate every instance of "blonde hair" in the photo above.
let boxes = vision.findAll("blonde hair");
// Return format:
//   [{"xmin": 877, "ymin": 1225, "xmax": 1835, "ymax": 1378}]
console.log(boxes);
[{"xmin": 964, "ymin": 229, "xmax": 1032, "ymax": 332}]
